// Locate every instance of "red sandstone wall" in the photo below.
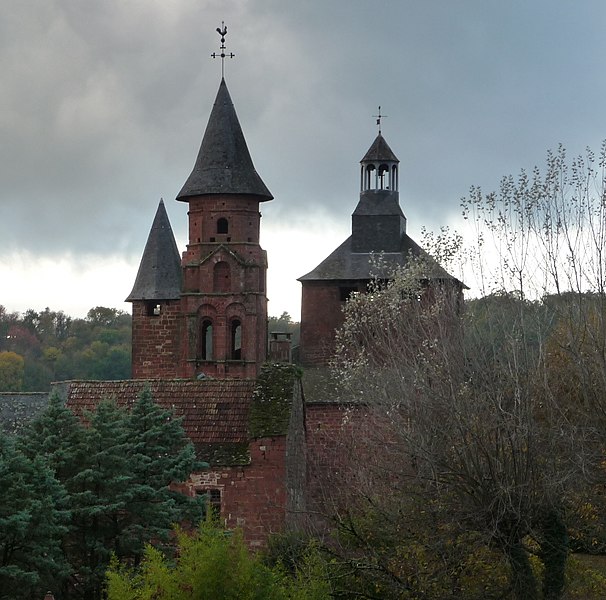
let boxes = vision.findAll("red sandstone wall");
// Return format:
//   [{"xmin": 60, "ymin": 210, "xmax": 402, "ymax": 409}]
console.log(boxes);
[
  {"xmin": 181, "ymin": 436, "xmax": 287, "ymax": 548},
  {"xmin": 299, "ymin": 283, "xmax": 345, "ymax": 367},
  {"xmin": 179, "ymin": 194, "xmax": 268, "ymax": 379},
  {"xmin": 131, "ymin": 300, "xmax": 181, "ymax": 379}
]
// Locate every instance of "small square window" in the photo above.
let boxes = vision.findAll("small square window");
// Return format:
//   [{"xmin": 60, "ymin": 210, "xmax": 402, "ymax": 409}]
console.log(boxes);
[
  {"xmin": 145, "ymin": 302, "xmax": 161, "ymax": 316},
  {"xmin": 197, "ymin": 488, "xmax": 221, "ymax": 520}
]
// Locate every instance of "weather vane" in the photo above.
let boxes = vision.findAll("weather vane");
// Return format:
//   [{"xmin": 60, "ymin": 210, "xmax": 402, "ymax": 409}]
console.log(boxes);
[
  {"xmin": 373, "ymin": 106, "xmax": 387, "ymax": 134},
  {"xmin": 211, "ymin": 21, "xmax": 235, "ymax": 78}
]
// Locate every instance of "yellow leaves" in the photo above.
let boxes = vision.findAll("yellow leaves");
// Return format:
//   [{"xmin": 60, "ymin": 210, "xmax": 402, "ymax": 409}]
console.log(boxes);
[{"xmin": 0, "ymin": 350, "xmax": 24, "ymax": 392}]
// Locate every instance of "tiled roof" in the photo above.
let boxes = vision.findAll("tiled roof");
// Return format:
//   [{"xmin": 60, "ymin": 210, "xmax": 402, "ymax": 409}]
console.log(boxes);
[{"xmin": 60, "ymin": 380, "xmax": 256, "ymax": 461}]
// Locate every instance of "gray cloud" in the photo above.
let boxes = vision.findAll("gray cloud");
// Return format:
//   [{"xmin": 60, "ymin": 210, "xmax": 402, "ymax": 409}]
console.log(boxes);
[{"xmin": 1, "ymin": 0, "xmax": 606, "ymax": 268}]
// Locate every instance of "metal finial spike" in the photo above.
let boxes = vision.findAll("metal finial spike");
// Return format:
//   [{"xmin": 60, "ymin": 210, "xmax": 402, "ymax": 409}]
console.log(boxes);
[{"xmin": 211, "ymin": 21, "xmax": 235, "ymax": 78}]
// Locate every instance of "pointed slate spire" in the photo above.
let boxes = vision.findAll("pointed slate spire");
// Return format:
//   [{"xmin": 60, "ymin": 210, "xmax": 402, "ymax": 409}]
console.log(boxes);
[
  {"xmin": 126, "ymin": 200, "xmax": 182, "ymax": 301},
  {"xmin": 361, "ymin": 132, "xmax": 399, "ymax": 163},
  {"xmin": 177, "ymin": 78, "xmax": 273, "ymax": 201}
]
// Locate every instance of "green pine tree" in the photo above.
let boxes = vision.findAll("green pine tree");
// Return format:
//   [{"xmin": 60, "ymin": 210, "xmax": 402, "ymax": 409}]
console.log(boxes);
[
  {"xmin": 118, "ymin": 387, "xmax": 205, "ymax": 560},
  {"xmin": 18, "ymin": 390, "xmax": 87, "ymax": 598},
  {"xmin": 70, "ymin": 399, "xmax": 134, "ymax": 599},
  {"xmin": 0, "ymin": 432, "xmax": 70, "ymax": 599}
]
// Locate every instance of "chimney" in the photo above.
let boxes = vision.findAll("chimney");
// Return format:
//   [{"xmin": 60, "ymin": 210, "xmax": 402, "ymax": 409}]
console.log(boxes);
[{"xmin": 268, "ymin": 332, "xmax": 292, "ymax": 363}]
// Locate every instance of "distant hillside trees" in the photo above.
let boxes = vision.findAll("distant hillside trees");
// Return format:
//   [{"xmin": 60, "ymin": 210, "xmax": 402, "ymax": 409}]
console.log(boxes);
[
  {"xmin": 0, "ymin": 350, "xmax": 25, "ymax": 391},
  {"xmin": 0, "ymin": 306, "xmax": 131, "ymax": 391},
  {"xmin": 0, "ymin": 306, "xmax": 299, "ymax": 391},
  {"xmin": 268, "ymin": 311, "xmax": 300, "ymax": 347}
]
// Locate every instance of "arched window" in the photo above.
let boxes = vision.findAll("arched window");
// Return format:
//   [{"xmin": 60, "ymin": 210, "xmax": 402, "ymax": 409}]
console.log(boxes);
[
  {"xmin": 217, "ymin": 218, "xmax": 229, "ymax": 234},
  {"xmin": 200, "ymin": 319, "xmax": 213, "ymax": 360},
  {"xmin": 378, "ymin": 164, "xmax": 390, "ymax": 189},
  {"xmin": 365, "ymin": 164, "xmax": 376, "ymax": 190},
  {"xmin": 213, "ymin": 262, "xmax": 231, "ymax": 293},
  {"xmin": 231, "ymin": 319, "xmax": 242, "ymax": 360}
]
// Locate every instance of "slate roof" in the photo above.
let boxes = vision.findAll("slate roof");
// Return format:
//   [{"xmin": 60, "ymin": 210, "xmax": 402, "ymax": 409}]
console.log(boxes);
[
  {"xmin": 361, "ymin": 133, "xmax": 399, "ymax": 163},
  {"xmin": 126, "ymin": 200, "xmax": 182, "ymax": 302},
  {"xmin": 0, "ymin": 393, "xmax": 49, "ymax": 435},
  {"xmin": 298, "ymin": 234, "xmax": 457, "ymax": 282},
  {"xmin": 59, "ymin": 379, "xmax": 257, "ymax": 465},
  {"xmin": 177, "ymin": 78, "xmax": 273, "ymax": 201}
]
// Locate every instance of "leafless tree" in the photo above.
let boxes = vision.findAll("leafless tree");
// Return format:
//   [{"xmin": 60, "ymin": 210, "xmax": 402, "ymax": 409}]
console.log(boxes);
[{"xmin": 320, "ymin": 143, "xmax": 606, "ymax": 599}]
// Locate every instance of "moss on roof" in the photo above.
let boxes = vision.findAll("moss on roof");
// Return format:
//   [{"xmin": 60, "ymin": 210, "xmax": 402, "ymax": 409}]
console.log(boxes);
[{"xmin": 249, "ymin": 363, "xmax": 302, "ymax": 438}]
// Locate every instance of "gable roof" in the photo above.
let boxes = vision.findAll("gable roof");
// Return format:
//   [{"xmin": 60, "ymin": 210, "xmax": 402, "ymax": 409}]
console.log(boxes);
[
  {"xmin": 126, "ymin": 200, "xmax": 182, "ymax": 302},
  {"xmin": 59, "ymin": 379, "xmax": 257, "ymax": 465},
  {"xmin": 176, "ymin": 78, "xmax": 273, "ymax": 202}
]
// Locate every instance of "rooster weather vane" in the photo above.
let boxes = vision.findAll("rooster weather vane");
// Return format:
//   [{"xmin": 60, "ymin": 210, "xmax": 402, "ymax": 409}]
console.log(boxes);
[
  {"xmin": 373, "ymin": 106, "xmax": 387, "ymax": 134},
  {"xmin": 211, "ymin": 22, "xmax": 235, "ymax": 78}
]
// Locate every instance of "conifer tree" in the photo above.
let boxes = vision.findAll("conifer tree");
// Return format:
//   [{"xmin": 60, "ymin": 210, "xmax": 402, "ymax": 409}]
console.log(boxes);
[
  {"xmin": 0, "ymin": 432, "xmax": 70, "ymax": 599},
  {"xmin": 19, "ymin": 390, "xmax": 87, "ymax": 485},
  {"xmin": 19, "ymin": 390, "xmax": 88, "ymax": 597},
  {"xmin": 118, "ymin": 387, "xmax": 204, "ymax": 559},
  {"xmin": 69, "ymin": 399, "xmax": 134, "ymax": 599}
]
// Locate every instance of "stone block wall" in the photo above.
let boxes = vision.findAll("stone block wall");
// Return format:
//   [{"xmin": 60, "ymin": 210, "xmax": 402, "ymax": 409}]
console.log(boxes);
[
  {"xmin": 299, "ymin": 283, "xmax": 344, "ymax": 367},
  {"xmin": 181, "ymin": 436, "xmax": 288, "ymax": 548},
  {"xmin": 131, "ymin": 300, "xmax": 181, "ymax": 379}
]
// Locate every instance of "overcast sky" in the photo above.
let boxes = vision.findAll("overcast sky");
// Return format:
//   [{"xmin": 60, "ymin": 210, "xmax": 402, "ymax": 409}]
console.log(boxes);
[{"xmin": 1, "ymin": 1, "xmax": 606, "ymax": 318}]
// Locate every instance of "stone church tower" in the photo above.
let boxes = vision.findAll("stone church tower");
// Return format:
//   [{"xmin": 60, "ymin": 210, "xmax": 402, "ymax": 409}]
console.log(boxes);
[{"xmin": 127, "ymin": 77, "xmax": 272, "ymax": 379}]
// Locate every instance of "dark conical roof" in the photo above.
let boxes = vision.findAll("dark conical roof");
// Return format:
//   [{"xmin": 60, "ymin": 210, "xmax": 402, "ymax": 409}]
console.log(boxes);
[
  {"xmin": 361, "ymin": 133, "xmax": 399, "ymax": 163},
  {"xmin": 126, "ymin": 200, "xmax": 182, "ymax": 301},
  {"xmin": 177, "ymin": 78, "xmax": 273, "ymax": 201}
]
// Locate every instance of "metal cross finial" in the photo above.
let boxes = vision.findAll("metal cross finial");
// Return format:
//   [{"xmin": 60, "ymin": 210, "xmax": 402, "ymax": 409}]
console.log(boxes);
[
  {"xmin": 373, "ymin": 106, "xmax": 387, "ymax": 134},
  {"xmin": 211, "ymin": 21, "xmax": 235, "ymax": 78}
]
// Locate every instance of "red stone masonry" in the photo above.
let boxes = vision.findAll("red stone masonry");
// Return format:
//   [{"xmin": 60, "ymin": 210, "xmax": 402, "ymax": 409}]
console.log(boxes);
[
  {"xmin": 131, "ymin": 301, "xmax": 182, "ymax": 379},
  {"xmin": 299, "ymin": 283, "xmax": 346, "ymax": 367}
]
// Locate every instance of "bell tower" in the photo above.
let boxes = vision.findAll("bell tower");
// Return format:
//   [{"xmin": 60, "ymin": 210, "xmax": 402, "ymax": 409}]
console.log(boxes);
[
  {"xmin": 128, "ymin": 25, "xmax": 273, "ymax": 380},
  {"xmin": 176, "ymin": 59, "xmax": 273, "ymax": 378}
]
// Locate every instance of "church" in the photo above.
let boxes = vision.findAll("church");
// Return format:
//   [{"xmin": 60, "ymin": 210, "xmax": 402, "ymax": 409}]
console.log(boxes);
[{"xmin": 57, "ymin": 27, "xmax": 462, "ymax": 547}]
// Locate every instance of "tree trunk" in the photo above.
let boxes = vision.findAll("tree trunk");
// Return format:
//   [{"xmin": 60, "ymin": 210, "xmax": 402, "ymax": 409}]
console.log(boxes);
[
  {"xmin": 540, "ymin": 508, "xmax": 568, "ymax": 600},
  {"xmin": 506, "ymin": 542, "xmax": 539, "ymax": 600}
]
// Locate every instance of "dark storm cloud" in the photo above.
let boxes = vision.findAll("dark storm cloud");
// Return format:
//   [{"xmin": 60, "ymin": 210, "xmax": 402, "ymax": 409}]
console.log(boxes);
[{"xmin": 1, "ymin": 1, "xmax": 606, "ymax": 261}]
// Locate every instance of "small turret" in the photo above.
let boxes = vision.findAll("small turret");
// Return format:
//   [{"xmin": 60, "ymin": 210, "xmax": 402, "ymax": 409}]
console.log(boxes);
[
  {"xmin": 126, "ymin": 199, "xmax": 182, "ymax": 308},
  {"xmin": 127, "ymin": 200, "xmax": 183, "ymax": 379}
]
